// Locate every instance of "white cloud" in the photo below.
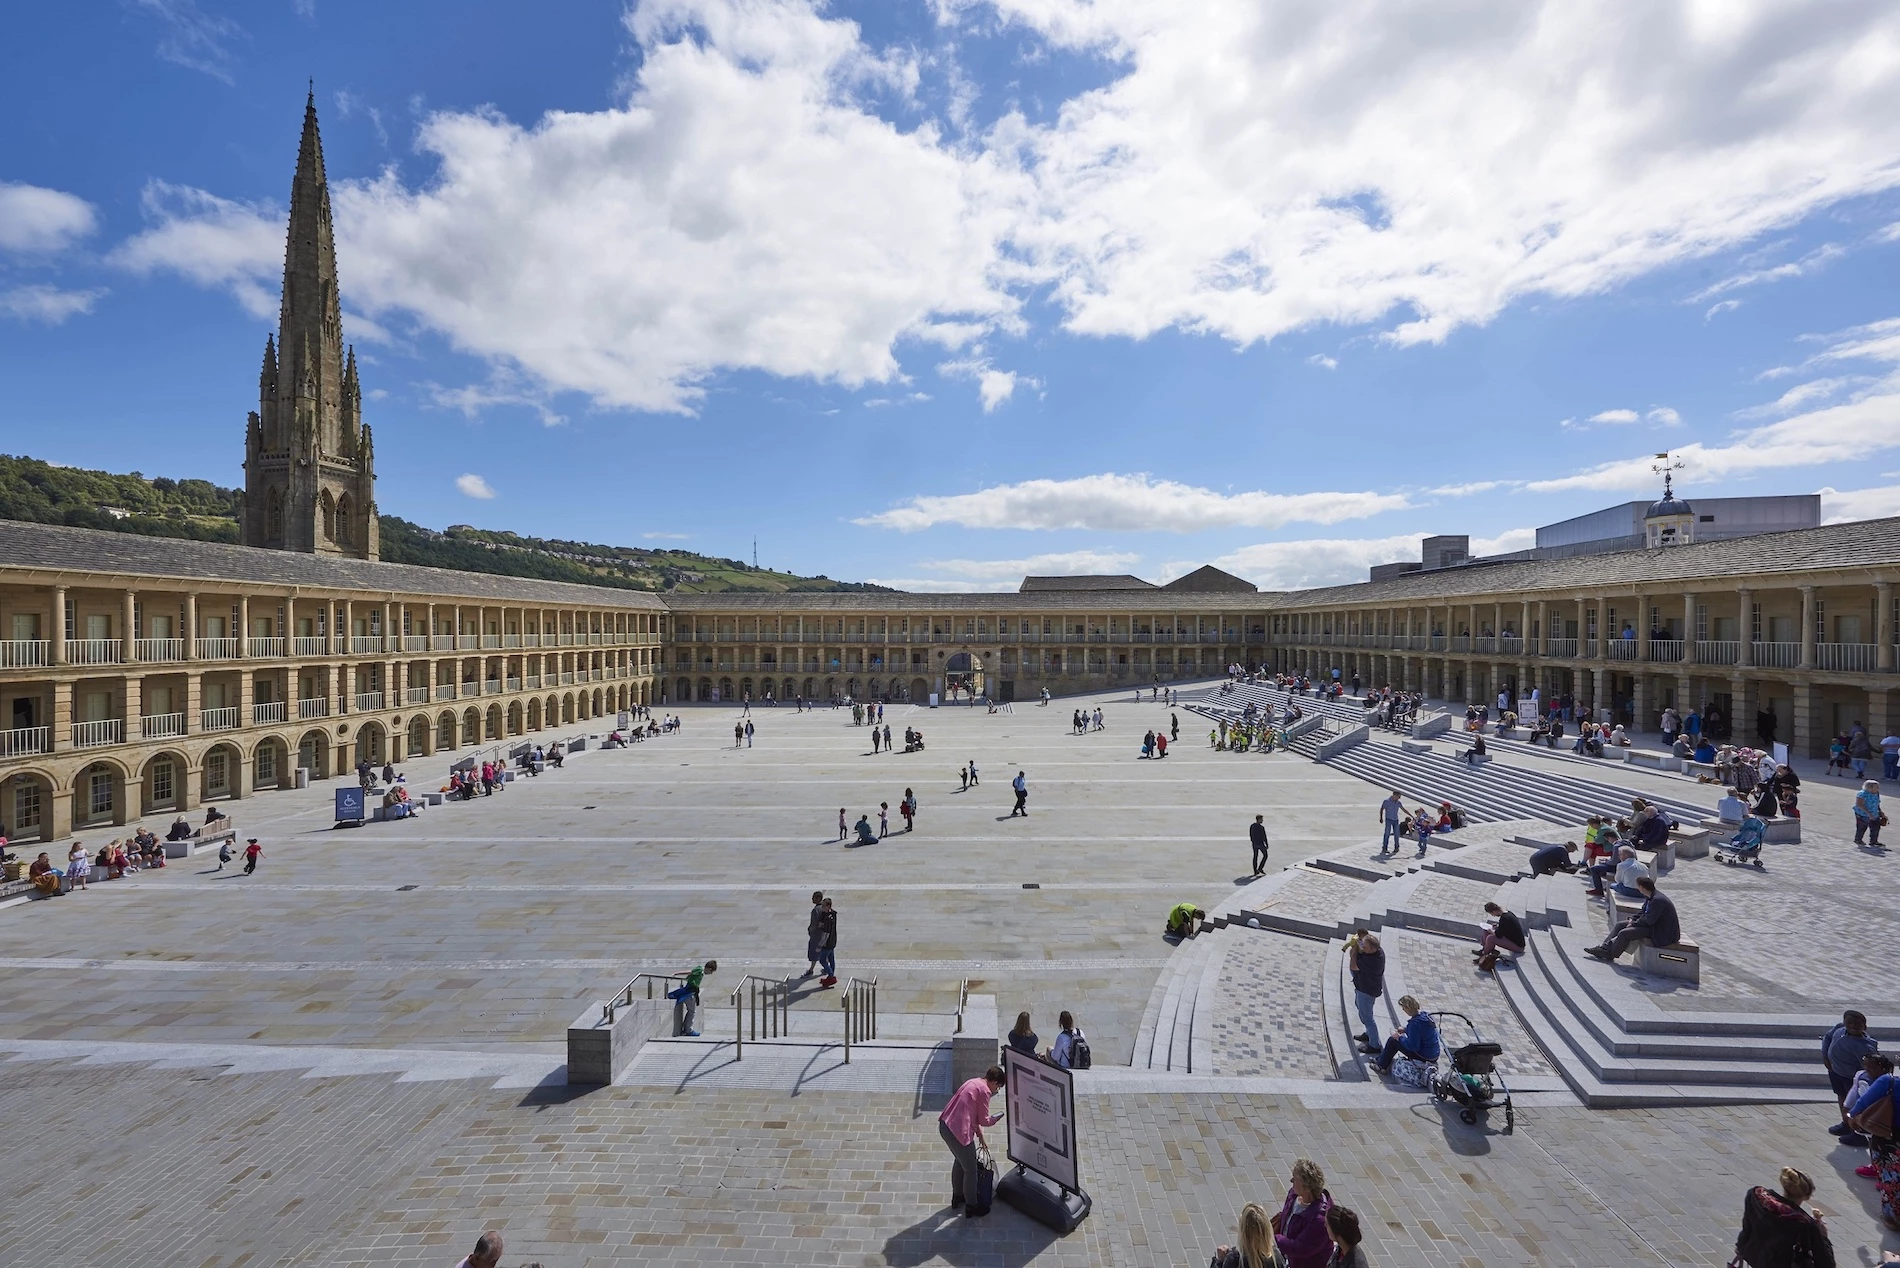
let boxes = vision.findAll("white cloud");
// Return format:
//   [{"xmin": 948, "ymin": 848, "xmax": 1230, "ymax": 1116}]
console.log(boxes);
[
  {"xmin": 938, "ymin": 355, "xmax": 1032, "ymax": 410},
  {"xmin": 0, "ymin": 183, "xmax": 97, "ymax": 253},
  {"xmin": 423, "ymin": 376, "xmax": 566, "ymax": 427},
  {"xmin": 1306, "ymin": 353, "xmax": 1337, "ymax": 370},
  {"xmin": 863, "ymin": 391, "xmax": 931, "ymax": 408},
  {"xmin": 1645, "ymin": 406, "xmax": 1681, "ymax": 426},
  {"xmin": 1587, "ymin": 409, "xmax": 1640, "ymax": 425},
  {"xmin": 109, "ymin": 182, "xmax": 283, "ymax": 319},
  {"xmin": 1563, "ymin": 405, "xmax": 1679, "ymax": 430},
  {"xmin": 1530, "ymin": 317, "xmax": 1900, "ymax": 493},
  {"xmin": 1688, "ymin": 243, "xmax": 1846, "ymax": 303},
  {"xmin": 1821, "ymin": 484, "xmax": 1900, "ymax": 524},
  {"xmin": 0, "ymin": 285, "xmax": 105, "ymax": 324},
  {"xmin": 856, "ymin": 472, "xmax": 1410, "ymax": 532},
  {"xmin": 987, "ymin": 0, "xmax": 1900, "ymax": 347},
  {"xmin": 454, "ymin": 473, "xmax": 496, "ymax": 499},
  {"xmin": 1428, "ymin": 480, "xmax": 1510, "ymax": 497},
  {"xmin": 1472, "ymin": 526, "xmax": 1537, "ymax": 555},
  {"xmin": 1705, "ymin": 299, "xmax": 1742, "ymax": 319},
  {"xmin": 643, "ymin": 531, "xmax": 691, "ymax": 540},
  {"xmin": 130, "ymin": 0, "xmax": 243, "ymax": 84}
]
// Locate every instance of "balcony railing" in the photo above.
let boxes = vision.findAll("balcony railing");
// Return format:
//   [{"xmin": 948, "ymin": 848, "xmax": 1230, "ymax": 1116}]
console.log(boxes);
[
  {"xmin": 1816, "ymin": 642, "xmax": 1880, "ymax": 672},
  {"xmin": 352, "ymin": 691, "xmax": 382, "ymax": 712},
  {"xmin": 483, "ymin": 679, "xmax": 501, "ymax": 695},
  {"xmin": 1647, "ymin": 639, "xmax": 1684, "ymax": 663},
  {"xmin": 504, "ymin": 634, "xmax": 521, "ymax": 648},
  {"xmin": 1753, "ymin": 641, "xmax": 1801, "ymax": 669},
  {"xmin": 1547, "ymin": 638, "xmax": 1578, "ymax": 658},
  {"xmin": 431, "ymin": 635, "xmax": 455, "ymax": 651},
  {"xmin": 1694, "ymin": 639, "xmax": 1738, "ymax": 666},
  {"xmin": 72, "ymin": 718, "xmax": 124, "ymax": 747},
  {"xmin": 481, "ymin": 634, "xmax": 501, "ymax": 649},
  {"xmin": 525, "ymin": 674, "xmax": 542, "ymax": 689},
  {"xmin": 67, "ymin": 638, "xmax": 123, "ymax": 665},
  {"xmin": 293, "ymin": 636, "xmax": 327, "ymax": 657},
  {"xmin": 202, "ymin": 706, "xmax": 240, "ymax": 731},
  {"xmin": 298, "ymin": 697, "xmax": 330, "ymax": 719},
  {"xmin": 0, "ymin": 725, "xmax": 50, "ymax": 757},
  {"xmin": 248, "ymin": 636, "xmax": 285, "ymax": 658},
  {"xmin": 140, "ymin": 712, "xmax": 187, "ymax": 739},
  {"xmin": 1607, "ymin": 639, "xmax": 1638, "ymax": 660},
  {"xmin": 135, "ymin": 637, "xmax": 186, "ymax": 662},
  {"xmin": 506, "ymin": 677, "xmax": 522, "ymax": 692},
  {"xmin": 561, "ymin": 672, "xmax": 575, "ymax": 685},
  {"xmin": 199, "ymin": 637, "xmax": 240, "ymax": 659},
  {"xmin": 436, "ymin": 684, "xmax": 457, "ymax": 700},
  {"xmin": 253, "ymin": 700, "xmax": 287, "ymax": 724},
  {"xmin": 351, "ymin": 636, "xmax": 382, "ymax": 654},
  {"xmin": 1, "ymin": 639, "xmax": 50, "ymax": 668}
]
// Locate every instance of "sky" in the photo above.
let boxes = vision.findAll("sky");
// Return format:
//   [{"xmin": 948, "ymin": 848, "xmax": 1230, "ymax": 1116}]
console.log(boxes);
[{"xmin": 4, "ymin": 1, "xmax": 1900, "ymax": 593}]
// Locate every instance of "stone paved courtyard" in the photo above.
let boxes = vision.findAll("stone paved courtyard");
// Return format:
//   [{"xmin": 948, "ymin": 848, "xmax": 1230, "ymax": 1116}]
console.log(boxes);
[{"xmin": 2, "ymin": 691, "xmax": 1897, "ymax": 1265}]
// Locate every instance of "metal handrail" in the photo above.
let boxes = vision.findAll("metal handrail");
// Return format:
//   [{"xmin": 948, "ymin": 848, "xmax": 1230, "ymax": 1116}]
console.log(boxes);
[
  {"xmin": 602, "ymin": 971, "xmax": 686, "ymax": 1024},
  {"xmin": 842, "ymin": 976, "xmax": 878, "ymax": 1063},
  {"xmin": 730, "ymin": 974, "xmax": 792, "ymax": 1060},
  {"xmin": 954, "ymin": 978, "xmax": 970, "ymax": 1033}
]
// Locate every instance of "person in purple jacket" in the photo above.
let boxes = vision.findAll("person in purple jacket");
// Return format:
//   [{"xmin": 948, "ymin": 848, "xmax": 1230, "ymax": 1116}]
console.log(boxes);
[{"xmin": 1271, "ymin": 1158, "xmax": 1335, "ymax": 1268}]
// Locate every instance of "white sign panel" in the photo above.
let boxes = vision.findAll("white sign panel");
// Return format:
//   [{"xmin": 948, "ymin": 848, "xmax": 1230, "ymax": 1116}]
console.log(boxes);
[{"xmin": 1003, "ymin": 1048, "xmax": 1078, "ymax": 1192}]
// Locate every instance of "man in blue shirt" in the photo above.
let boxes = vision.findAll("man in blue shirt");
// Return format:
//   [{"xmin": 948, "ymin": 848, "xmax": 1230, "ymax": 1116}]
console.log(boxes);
[
  {"xmin": 1378, "ymin": 791, "xmax": 1404, "ymax": 856},
  {"xmin": 1584, "ymin": 878, "xmax": 1680, "ymax": 962}
]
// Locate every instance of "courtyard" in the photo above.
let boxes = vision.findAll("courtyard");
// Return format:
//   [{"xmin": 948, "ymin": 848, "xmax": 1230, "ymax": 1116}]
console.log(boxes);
[{"xmin": 1, "ymin": 689, "xmax": 1895, "ymax": 1266}]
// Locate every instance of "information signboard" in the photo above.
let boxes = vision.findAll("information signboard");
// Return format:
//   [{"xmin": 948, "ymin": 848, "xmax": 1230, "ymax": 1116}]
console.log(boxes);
[
  {"xmin": 1003, "ymin": 1048, "xmax": 1078, "ymax": 1192},
  {"xmin": 334, "ymin": 786, "xmax": 365, "ymax": 822}
]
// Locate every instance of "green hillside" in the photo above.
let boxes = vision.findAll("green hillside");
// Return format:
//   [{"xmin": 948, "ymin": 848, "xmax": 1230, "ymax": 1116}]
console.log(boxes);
[{"xmin": 0, "ymin": 454, "xmax": 891, "ymax": 594}]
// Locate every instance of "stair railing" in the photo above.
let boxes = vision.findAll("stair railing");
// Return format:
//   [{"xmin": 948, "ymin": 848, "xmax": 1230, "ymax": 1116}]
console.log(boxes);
[
  {"xmin": 729, "ymin": 974, "xmax": 792, "ymax": 1060},
  {"xmin": 842, "ymin": 976, "xmax": 878, "ymax": 1063}
]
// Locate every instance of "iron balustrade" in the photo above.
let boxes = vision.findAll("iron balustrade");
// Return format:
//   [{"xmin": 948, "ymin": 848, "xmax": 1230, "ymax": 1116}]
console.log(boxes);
[
  {"xmin": 1753, "ymin": 641, "xmax": 1800, "ymax": 668},
  {"xmin": 1693, "ymin": 640, "xmax": 1738, "ymax": 666},
  {"xmin": 1607, "ymin": 640, "xmax": 1638, "ymax": 660},
  {"xmin": 405, "ymin": 686, "xmax": 430, "ymax": 705},
  {"xmin": 1646, "ymin": 640, "xmax": 1684, "ymax": 662},
  {"xmin": 298, "ymin": 697, "xmax": 330, "ymax": 719},
  {"xmin": 355, "ymin": 692, "xmax": 384, "ymax": 712},
  {"xmin": 1816, "ymin": 642, "xmax": 1880, "ymax": 672},
  {"xmin": 436, "ymin": 684, "xmax": 457, "ymax": 700},
  {"xmin": 841, "ymin": 976, "xmax": 878, "ymax": 1063},
  {"xmin": 202, "ymin": 706, "xmax": 240, "ymax": 731},
  {"xmin": 135, "ymin": 638, "xmax": 186, "ymax": 662},
  {"xmin": 0, "ymin": 725, "xmax": 49, "ymax": 757},
  {"xmin": 1, "ymin": 640, "xmax": 50, "ymax": 668},
  {"xmin": 601, "ymin": 971, "xmax": 688, "ymax": 1024},
  {"xmin": 253, "ymin": 700, "xmax": 287, "ymax": 724},
  {"xmin": 66, "ymin": 638, "xmax": 123, "ymax": 665},
  {"xmin": 731, "ymin": 974, "xmax": 793, "ymax": 1060},
  {"xmin": 72, "ymin": 718, "xmax": 124, "ymax": 747}
]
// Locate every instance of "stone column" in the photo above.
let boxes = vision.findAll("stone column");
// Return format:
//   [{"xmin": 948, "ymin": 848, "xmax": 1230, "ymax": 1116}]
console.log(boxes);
[
  {"xmin": 238, "ymin": 595, "xmax": 251, "ymax": 659},
  {"xmin": 1879, "ymin": 583, "xmax": 1893, "ymax": 672},
  {"xmin": 1737, "ymin": 588, "xmax": 1754, "ymax": 667},
  {"xmin": 124, "ymin": 670, "xmax": 143, "ymax": 740},
  {"xmin": 1799, "ymin": 586, "xmax": 1816, "ymax": 670},
  {"xmin": 382, "ymin": 601, "xmax": 394, "ymax": 653},
  {"xmin": 1792, "ymin": 681, "xmax": 1823, "ymax": 759},
  {"xmin": 185, "ymin": 669, "xmax": 202, "ymax": 736},
  {"xmin": 1866, "ymin": 687, "xmax": 1891, "ymax": 750},
  {"xmin": 52, "ymin": 585, "xmax": 68, "ymax": 664},
  {"xmin": 185, "ymin": 593, "xmax": 198, "ymax": 661},
  {"xmin": 1592, "ymin": 666, "xmax": 1609, "ymax": 723},
  {"xmin": 123, "ymin": 590, "xmax": 138, "ymax": 660},
  {"xmin": 1631, "ymin": 673, "xmax": 1649, "ymax": 732}
]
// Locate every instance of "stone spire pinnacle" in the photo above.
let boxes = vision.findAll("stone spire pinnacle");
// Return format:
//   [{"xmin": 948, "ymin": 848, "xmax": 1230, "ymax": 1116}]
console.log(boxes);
[{"xmin": 279, "ymin": 88, "xmax": 344, "ymax": 452}]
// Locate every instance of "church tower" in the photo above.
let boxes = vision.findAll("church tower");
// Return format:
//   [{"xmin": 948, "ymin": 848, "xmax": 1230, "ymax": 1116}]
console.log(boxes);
[{"xmin": 242, "ymin": 90, "xmax": 378, "ymax": 559}]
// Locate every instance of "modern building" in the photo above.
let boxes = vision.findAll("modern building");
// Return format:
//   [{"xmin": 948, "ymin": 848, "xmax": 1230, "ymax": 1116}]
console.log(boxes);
[{"xmin": 4, "ymin": 97, "xmax": 1900, "ymax": 845}]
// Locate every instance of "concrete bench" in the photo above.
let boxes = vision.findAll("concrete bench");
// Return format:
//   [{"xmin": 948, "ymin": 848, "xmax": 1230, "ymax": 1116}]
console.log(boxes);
[
  {"xmin": 1637, "ymin": 938, "xmax": 1700, "ymax": 984},
  {"xmin": 1625, "ymin": 750, "xmax": 1680, "ymax": 772},
  {"xmin": 1700, "ymin": 814, "xmax": 1801, "ymax": 844},
  {"xmin": 1669, "ymin": 826, "xmax": 1710, "ymax": 860},
  {"xmin": 1683, "ymin": 760, "xmax": 1719, "ymax": 780},
  {"xmin": 166, "ymin": 827, "xmax": 235, "ymax": 859},
  {"xmin": 1401, "ymin": 740, "xmax": 1434, "ymax": 754}
]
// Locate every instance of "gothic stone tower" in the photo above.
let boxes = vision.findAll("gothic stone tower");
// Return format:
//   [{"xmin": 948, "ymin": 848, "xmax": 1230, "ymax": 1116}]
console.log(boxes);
[{"xmin": 242, "ymin": 91, "xmax": 378, "ymax": 559}]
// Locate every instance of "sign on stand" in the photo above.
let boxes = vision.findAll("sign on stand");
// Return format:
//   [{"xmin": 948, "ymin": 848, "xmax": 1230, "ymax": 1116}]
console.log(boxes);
[
  {"xmin": 334, "ymin": 786, "xmax": 366, "ymax": 824},
  {"xmin": 999, "ymin": 1048, "xmax": 1091, "ymax": 1232}
]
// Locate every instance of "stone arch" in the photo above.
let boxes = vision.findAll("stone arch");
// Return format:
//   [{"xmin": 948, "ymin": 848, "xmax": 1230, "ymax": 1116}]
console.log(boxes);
[
  {"xmin": 462, "ymin": 707, "xmax": 482, "ymax": 744},
  {"xmin": 696, "ymin": 678, "xmax": 712, "ymax": 703},
  {"xmin": 562, "ymin": 693, "xmax": 576, "ymax": 723},
  {"xmin": 265, "ymin": 486, "xmax": 284, "ymax": 545},
  {"xmin": 675, "ymin": 678, "xmax": 690, "ymax": 704},
  {"xmin": 73, "ymin": 758, "xmax": 130, "ymax": 829},
  {"xmin": 591, "ymin": 688, "xmax": 603, "ymax": 716},
  {"xmin": 201, "ymin": 741, "xmax": 245, "ymax": 801},
  {"xmin": 528, "ymin": 697, "xmax": 543, "ymax": 731},
  {"xmin": 353, "ymin": 721, "xmax": 387, "ymax": 767},
  {"xmin": 298, "ymin": 728, "xmax": 332, "ymax": 779},
  {"xmin": 740, "ymin": 677, "xmax": 755, "ymax": 700},
  {"xmin": 846, "ymin": 678, "xmax": 860, "ymax": 699},
  {"xmin": 910, "ymin": 677, "xmax": 929, "ymax": 701},
  {"xmin": 407, "ymin": 716, "xmax": 431, "ymax": 759},
  {"xmin": 318, "ymin": 489, "xmax": 336, "ymax": 542},
  {"xmin": 335, "ymin": 493, "xmax": 354, "ymax": 549},
  {"xmin": 867, "ymin": 677, "xmax": 881, "ymax": 699},
  {"xmin": 802, "ymin": 678, "xmax": 814, "ymax": 700},
  {"xmin": 485, "ymin": 704, "xmax": 503, "ymax": 740},
  {"xmin": 507, "ymin": 701, "xmax": 524, "ymax": 735},
  {"xmin": 2, "ymin": 768, "xmax": 57, "ymax": 844},
  {"xmin": 251, "ymin": 734, "xmax": 291, "ymax": 790},
  {"xmin": 823, "ymin": 677, "xmax": 836, "ymax": 700},
  {"xmin": 138, "ymin": 749, "xmax": 191, "ymax": 816},
  {"xmin": 437, "ymin": 710, "xmax": 458, "ymax": 751},
  {"xmin": 716, "ymin": 677, "xmax": 732, "ymax": 702},
  {"xmin": 640, "ymin": 681, "xmax": 651, "ymax": 707}
]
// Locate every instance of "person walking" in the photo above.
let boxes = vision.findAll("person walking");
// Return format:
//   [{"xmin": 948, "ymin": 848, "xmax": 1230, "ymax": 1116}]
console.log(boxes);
[
  {"xmin": 901, "ymin": 788, "xmax": 916, "ymax": 832},
  {"xmin": 1855, "ymin": 780, "xmax": 1885, "ymax": 849},
  {"xmin": 744, "ymin": 719, "xmax": 754, "ymax": 748},
  {"xmin": 215, "ymin": 840, "xmax": 233, "ymax": 871},
  {"xmin": 66, "ymin": 841, "xmax": 91, "ymax": 891},
  {"xmin": 938, "ymin": 1065, "xmax": 1006, "ymax": 1217},
  {"xmin": 1823, "ymin": 1009, "xmax": 1880, "ymax": 1144},
  {"xmin": 960, "ymin": 765, "xmax": 970, "ymax": 791},
  {"xmin": 1249, "ymin": 814, "xmax": 1270, "ymax": 877},
  {"xmin": 838, "ymin": 807, "xmax": 848, "ymax": 842},
  {"xmin": 1378, "ymin": 789, "xmax": 1404, "ymax": 856},
  {"xmin": 1348, "ymin": 931, "xmax": 1385, "ymax": 1055},
  {"xmin": 879, "ymin": 802, "xmax": 890, "ymax": 838},
  {"xmin": 815, "ymin": 897, "xmax": 838, "ymax": 987},
  {"xmin": 242, "ymin": 837, "xmax": 262, "ymax": 875},
  {"xmin": 1170, "ymin": 712, "xmax": 1180, "ymax": 742},
  {"xmin": 734, "ymin": 721, "xmax": 744, "ymax": 749},
  {"xmin": 805, "ymin": 890, "xmax": 825, "ymax": 977},
  {"xmin": 882, "ymin": 723, "xmax": 891, "ymax": 752},
  {"xmin": 872, "ymin": 727, "xmax": 881, "ymax": 754},
  {"xmin": 967, "ymin": 760, "xmax": 978, "ymax": 786},
  {"xmin": 1011, "ymin": 771, "xmax": 1028, "ymax": 817}
]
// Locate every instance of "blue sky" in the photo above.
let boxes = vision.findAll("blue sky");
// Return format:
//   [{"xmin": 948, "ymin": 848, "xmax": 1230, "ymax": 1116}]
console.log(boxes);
[{"xmin": 4, "ymin": 0, "xmax": 1900, "ymax": 591}]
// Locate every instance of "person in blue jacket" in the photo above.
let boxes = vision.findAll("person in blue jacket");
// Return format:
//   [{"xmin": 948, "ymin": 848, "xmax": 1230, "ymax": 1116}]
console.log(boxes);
[{"xmin": 1374, "ymin": 995, "xmax": 1440, "ymax": 1074}]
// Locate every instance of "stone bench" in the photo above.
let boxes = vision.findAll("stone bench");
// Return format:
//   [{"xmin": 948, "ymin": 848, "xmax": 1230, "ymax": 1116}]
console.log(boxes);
[
  {"xmin": 1669, "ymin": 826, "xmax": 1710, "ymax": 860},
  {"xmin": 1401, "ymin": 740, "xmax": 1433, "ymax": 754},
  {"xmin": 166, "ymin": 827, "xmax": 236, "ymax": 859},
  {"xmin": 1683, "ymin": 760, "xmax": 1719, "ymax": 780},
  {"xmin": 1700, "ymin": 815, "xmax": 1801, "ymax": 844},
  {"xmin": 1457, "ymin": 751, "xmax": 1491, "ymax": 767},
  {"xmin": 1625, "ymin": 750, "xmax": 1680, "ymax": 772},
  {"xmin": 1636, "ymin": 937, "xmax": 1700, "ymax": 984}
]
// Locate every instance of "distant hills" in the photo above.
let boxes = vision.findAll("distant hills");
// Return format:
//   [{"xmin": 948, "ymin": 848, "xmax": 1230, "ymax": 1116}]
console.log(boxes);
[{"xmin": 0, "ymin": 454, "xmax": 892, "ymax": 594}]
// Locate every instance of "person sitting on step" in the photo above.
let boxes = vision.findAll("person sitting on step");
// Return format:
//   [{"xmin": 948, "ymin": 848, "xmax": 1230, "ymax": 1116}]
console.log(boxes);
[
  {"xmin": 1374, "ymin": 996, "xmax": 1441, "ymax": 1074},
  {"xmin": 1474, "ymin": 902, "xmax": 1525, "ymax": 972},
  {"xmin": 1584, "ymin": 877, "xmax": 1679, "ymax": 963}
]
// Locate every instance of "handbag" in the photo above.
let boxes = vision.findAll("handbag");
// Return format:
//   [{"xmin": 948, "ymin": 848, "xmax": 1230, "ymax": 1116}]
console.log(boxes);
[{"xmin": 1850, "ymin": 1089, "xmax": 1895, "ymax": 1139}]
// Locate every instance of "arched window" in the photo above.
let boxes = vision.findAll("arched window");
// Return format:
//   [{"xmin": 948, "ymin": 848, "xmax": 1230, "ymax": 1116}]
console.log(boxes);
[
  {"xmin": 319, "ymin": 490, "xmax": 336, "ymax": 542},
  {"xmin": 335, "ymin": 494, "xmax": 354, "ymax": 548},
  {"xmin": 266, "ymin": 487, "xmax": 284, "ymax": 544}
]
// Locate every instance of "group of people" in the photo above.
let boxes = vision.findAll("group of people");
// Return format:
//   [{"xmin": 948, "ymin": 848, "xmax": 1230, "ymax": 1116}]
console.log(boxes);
[
  {"xmin": 1211, "ymin": 716, "xmax": 1286, "ymax": 753},
  {"xmin": 1210, "ymin": 1160, "xmax": 1370, "ymax": 1267},
  {"xmin": 1140, "ymin": 719, "xmax": 1179, "ymax": 758},
  {"xmin": 1376, "ymin": 791, "xmax": 1464, "ymax": 857},
  {"xmin": 840, "ymin": 790, "xmax": 918, "ymax": 842},
  {"xmin": 1071, "ymin": 707, "xmax": 1105, "ymax": 733},
  {"xmin": 1005, "ymin": 1008, "xmax": 1090, "ymax": 1070}
]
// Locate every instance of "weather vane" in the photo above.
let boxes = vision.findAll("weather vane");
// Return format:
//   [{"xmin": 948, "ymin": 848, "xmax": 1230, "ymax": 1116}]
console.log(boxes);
[{"xmin": 1652, "ymin": 451, "xmax": 1683, "ymax": 498}]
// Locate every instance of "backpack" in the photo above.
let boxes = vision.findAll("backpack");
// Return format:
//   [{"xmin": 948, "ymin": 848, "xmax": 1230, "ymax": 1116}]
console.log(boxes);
[{"xmin": 1070, "ymin": 1031, "xmax": 1092, "ymax": 1070}]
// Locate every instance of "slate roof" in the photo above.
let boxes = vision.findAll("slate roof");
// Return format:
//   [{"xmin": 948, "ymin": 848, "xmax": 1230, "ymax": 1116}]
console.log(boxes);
[
  {"xmin": 1019, "ymin": 574, "xmax": 1155, "ymax": 591},
  {"xmin": 1162, "ymin": 565, "xmax": 1257, "ymax": 593},
  {"xmin": 0, "ymin": 519, "xmax": 667, "ymax": 608}
]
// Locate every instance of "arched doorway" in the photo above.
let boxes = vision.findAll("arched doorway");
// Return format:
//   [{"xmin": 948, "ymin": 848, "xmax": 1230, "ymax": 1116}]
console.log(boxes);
[
  {"xmin": 408, "ymin": 716, "xmax": 431, "ymax": 758},
  {"xmin": 697, "ymin": 678, "xmax": 712, "ymax": 702},
  {"xmin": 528, "ymin": 698, "xmax": 542, "ymax": 730},
  {"xmin": 462, "ymin": 707, "xmax": 481, "ymax": 743},
  {"xmin": 298, "ymin": 728, "xmax": 331, "ymax": 779},
  {"xmin": 718, "ymin": 677, "xmax": 733, "ymax": 702},
  {"xmin": 910, "ymin": 676, "xmax": 929, "ymax": 701},
  {"xmin": 202, "ymin": 742, "xmax": 243, "ymax": 801},
  {"xmin": 140, "ymin": 750, "xmax": 188, "ymax": 815},
  {"xmin": 944, "ymin": 652, "xmax": 984, "ymax": 700},
  {"xmin": 354, "ymin": 722, "xmax": 387, "ymax": 766},
  {"xmin": 3, "ymin": 769, "xmax": 54, "ymax": 843},
  {"xmin": 507, "ymin": 701, "xmax": 523, "ymax": 735},
  {"xmin": 561, "ymin": 693, "xmax": 576, "ymax": 723},
  {"xmin": 437, "ymin": 710, "xmax": 458, "ymax": 751},
  {"xmin": 485, "ymin": 704, "xmax": 502, "ymax": 740},
  {"xmin": 254, "ymin": 736, "xmax": 287, "ymax": 789},
  {"xmin": 74, "ymin": 759, "xmax": 126, "ymax": 828}
]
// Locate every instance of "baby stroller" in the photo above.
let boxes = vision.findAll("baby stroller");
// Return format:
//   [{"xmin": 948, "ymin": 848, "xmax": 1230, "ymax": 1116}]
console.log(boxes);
[
  {"xmin": 1713, "ymin": 815, "xmax": 1766, "ymax": 869},
  {"xmin": 1428, "ymin": 1011, "xmax": 1514, "ymax": 1132}
]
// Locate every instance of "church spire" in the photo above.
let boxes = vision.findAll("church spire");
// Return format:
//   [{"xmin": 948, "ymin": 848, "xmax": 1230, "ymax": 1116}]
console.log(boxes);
[{"xmin": 279, "ymin": 87, "xmax": 344, "ymax": 452}]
